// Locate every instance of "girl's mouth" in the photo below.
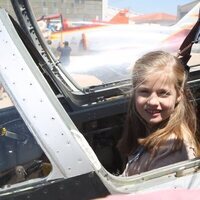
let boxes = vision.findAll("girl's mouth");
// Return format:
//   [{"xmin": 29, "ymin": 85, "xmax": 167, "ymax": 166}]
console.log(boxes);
[{"xmin": 145, "ymin": 109, "xmax": 161, "ymax": 114}]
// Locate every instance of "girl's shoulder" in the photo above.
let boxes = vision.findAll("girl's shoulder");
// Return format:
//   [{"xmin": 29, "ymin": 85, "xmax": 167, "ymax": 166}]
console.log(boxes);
[{"xmin": 166, "ymin": 133, "xmax": 196, "ymax": 159}]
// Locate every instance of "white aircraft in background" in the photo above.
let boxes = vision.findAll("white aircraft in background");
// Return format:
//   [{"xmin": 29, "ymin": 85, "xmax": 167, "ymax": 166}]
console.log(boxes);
[
  {"xmin": 47, "ymin": 2, "xmax": 199, "ymax": 55},
  {"xmin": 44, "ymin": 2, "xmax": 200, "ymax": 86}
]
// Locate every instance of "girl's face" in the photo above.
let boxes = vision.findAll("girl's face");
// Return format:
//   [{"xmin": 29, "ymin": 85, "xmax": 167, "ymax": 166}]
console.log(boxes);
[{"xmin": 135, "ymin": 74, "xmax": 181, "ymax": 127}]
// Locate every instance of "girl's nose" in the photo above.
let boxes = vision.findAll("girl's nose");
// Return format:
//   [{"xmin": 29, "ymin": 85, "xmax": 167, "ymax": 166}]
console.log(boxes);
[{"xmin": 147, "ymin": 94, "xmax": 159, "ymax": 106}]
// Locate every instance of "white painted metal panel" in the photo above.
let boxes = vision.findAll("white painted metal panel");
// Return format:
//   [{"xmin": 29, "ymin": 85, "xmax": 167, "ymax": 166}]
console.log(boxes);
[{"xmin": 0, "ymin": 9, "xmax": 95, "ymax": 180}]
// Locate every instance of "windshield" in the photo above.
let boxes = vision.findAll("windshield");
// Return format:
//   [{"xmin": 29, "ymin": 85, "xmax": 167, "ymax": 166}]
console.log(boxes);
[{"xmin": 1, "ymin": 1, "xmax": 200, "ymax": 88}]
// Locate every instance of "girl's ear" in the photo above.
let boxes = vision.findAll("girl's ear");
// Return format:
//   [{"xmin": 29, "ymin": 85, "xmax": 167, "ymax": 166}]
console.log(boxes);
[
  {"xmin": 176, "ymin": 95, "xmax": 181, "ymax": 103},
  {"xmin": 176, "ymin": 90, "xmax": 182, "ymax": 104}
]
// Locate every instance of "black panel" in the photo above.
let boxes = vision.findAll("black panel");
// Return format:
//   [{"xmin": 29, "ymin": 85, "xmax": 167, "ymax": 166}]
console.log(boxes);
[{"xmin": 0, "ymin": 172, "xmax": 110, "ymax": 200}]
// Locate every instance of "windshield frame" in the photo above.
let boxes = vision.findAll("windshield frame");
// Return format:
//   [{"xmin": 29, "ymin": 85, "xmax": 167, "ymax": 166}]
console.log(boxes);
[{"xmin": 9, "ymin": 0, "xmax": 200, "ymax": 106}]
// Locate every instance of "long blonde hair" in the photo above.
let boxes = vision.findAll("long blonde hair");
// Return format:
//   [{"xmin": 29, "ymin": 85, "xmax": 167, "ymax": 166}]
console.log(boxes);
[{"xmin": 118, "ymin": 51, "xmax": 200, "ymax": 157}]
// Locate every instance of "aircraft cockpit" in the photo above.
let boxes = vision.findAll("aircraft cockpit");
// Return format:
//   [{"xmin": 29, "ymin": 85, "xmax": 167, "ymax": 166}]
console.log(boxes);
[{"xmin": 0, "ymin": 1, "xmax": 199, "ymax": 199}]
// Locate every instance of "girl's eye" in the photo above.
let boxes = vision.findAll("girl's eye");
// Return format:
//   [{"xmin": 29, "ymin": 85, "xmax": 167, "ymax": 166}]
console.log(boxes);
[
  {"xmin": 137, "ymin": 89, "xmax": 149, "ymax": 95},
  {"xmin": 159, "ymin": 90, "xmax": 170, "ymax": 97},
  {"xmin": 140, "ymin": 89, "xmax": 148, "ymax": 93}
]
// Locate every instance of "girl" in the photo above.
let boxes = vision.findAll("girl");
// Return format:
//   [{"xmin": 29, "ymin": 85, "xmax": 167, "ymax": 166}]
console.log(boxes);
[{"xmin": 118, "ymin": 51, "xmax": 200, "ymax": 176}]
